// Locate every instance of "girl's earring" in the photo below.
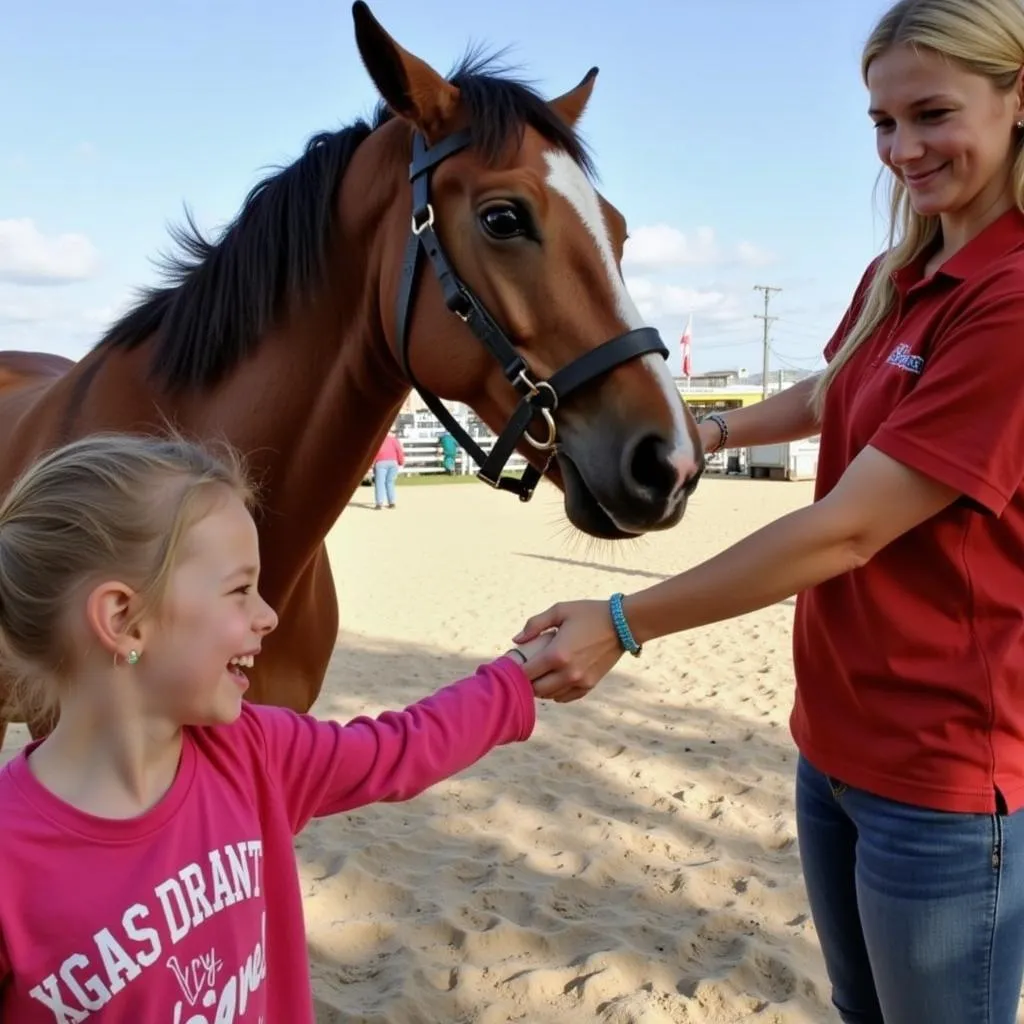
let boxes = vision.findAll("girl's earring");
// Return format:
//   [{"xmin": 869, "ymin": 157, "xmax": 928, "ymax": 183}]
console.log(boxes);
[{"xmin": 126, "ymin": 650, "xmax": 141, "ymax": 666}]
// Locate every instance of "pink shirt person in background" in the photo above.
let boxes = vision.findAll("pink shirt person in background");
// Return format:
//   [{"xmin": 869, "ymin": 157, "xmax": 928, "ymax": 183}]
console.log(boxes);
[
  {"xmin": 373, "ymin": 432, "xmax": 405, "ymax": 467},
  {"xmin": 372, "ymin": 428, "xmax": 405, "ymax": 510},
  {"xmin": 0, "ymin": 433, "xmax": 552, "ymax": 1022}
]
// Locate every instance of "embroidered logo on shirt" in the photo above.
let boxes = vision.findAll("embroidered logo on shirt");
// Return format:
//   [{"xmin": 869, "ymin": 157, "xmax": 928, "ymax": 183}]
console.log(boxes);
[{"xmin": 886, "ymin": 342, "xmax": 925, "ymax": 374}]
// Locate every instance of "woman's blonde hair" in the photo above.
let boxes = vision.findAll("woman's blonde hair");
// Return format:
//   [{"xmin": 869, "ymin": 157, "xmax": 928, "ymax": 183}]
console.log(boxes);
[
  {"xmin": 0, "ymin": 432, "xmax": 254, "ymax": 720},
  {"xmin": 811, "ymin": 0, "xmax": 1024, "ymax": 416}
]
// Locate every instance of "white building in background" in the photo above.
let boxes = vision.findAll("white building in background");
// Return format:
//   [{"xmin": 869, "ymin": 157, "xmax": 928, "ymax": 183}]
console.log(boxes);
[{"xmin": 395, "ymin": 393, "xmax": 492, "ymax": 441}]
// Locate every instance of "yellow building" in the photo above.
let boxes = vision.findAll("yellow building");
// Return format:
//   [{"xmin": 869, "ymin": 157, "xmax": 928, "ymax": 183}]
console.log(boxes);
[
  {"xmin": 677, "ymin": 384, "xmax": 766, "ymax": 416},
  {"xmin": 674, "ymin": 372, "xmax": 767, "ymax": 417}
]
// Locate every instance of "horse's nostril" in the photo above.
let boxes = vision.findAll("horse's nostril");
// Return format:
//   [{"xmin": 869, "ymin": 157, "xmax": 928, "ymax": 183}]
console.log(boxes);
[
  {"xmin": 622, "ymin": 433, "xmax": 702, "ymax": 503},
  {"xmin": 624, "ymin": 433, "xmax": 678, "ymax": 496}
]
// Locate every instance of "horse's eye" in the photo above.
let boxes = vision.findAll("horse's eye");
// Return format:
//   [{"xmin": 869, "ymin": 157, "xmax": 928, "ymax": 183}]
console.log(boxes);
[{"xmin": 479, "ymin": 203, "xmax": 528, "ymax": 240}]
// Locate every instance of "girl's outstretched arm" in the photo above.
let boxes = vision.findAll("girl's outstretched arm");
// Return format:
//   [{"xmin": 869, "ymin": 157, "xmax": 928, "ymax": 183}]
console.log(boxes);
[{"xmin": 248, "ymin": 641, "xmax": 548, "ymax": 833}]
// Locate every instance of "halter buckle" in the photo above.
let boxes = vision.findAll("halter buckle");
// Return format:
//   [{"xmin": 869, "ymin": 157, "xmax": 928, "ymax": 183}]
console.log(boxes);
[{"xmin": 515, "ymin": 371, "xmax": 558, "ymax": 409}]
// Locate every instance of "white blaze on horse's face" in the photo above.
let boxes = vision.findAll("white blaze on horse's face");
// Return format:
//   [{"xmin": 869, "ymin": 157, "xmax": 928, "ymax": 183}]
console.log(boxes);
[{"xmin": 542, "ymin": 149, "xmax": 694, "ymax": 466}]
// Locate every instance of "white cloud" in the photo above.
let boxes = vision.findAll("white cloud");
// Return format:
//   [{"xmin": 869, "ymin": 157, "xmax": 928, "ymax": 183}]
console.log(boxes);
[
  {"xmin": 623, "ymin": 223, "xmax": 775, "ymax": 271},
  {"xmin": 0, "ymin": 313, "xmax": 99, "ymax": 360},
  {"xmin": 0, "ymin": 218, "xmax": 101, "ymax": 286},
  {"xmin": 0, "ymin": 279, "xmax": 119, "ymax": 359},
  {"xmin": 624, "ymin": 224, "xmax": 720, "ymax": 268},
  {"xmin": 625, "ymin": 275, "xmax": 749, "ymax": 327}
]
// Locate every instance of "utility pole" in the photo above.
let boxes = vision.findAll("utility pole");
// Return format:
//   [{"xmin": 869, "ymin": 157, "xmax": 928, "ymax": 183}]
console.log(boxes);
[{"xmin": 753, "ymin": 285, "xmax": 781, "ymax": 400}]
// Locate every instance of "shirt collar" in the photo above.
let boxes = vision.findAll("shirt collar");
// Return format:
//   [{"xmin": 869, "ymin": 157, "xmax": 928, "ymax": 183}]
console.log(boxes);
[{"xmin": 890, "ymin": 206, "xmax": 1024, "ymax": 297}]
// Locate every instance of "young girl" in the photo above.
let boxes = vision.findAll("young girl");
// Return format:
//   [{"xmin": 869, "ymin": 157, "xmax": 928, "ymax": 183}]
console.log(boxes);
[{"xmin": 0, "ymin": 432, "xmax": 550, "ymax": 1022}]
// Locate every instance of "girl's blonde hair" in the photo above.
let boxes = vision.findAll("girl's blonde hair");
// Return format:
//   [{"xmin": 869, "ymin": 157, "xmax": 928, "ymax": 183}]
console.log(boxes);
[
  {"xmin": 811, "ymin": 0, "xmax": 1024, "ymax": 416},
  {"xmin": 0, "ymin": 432, "xmax": 254, "ymax": 720}
]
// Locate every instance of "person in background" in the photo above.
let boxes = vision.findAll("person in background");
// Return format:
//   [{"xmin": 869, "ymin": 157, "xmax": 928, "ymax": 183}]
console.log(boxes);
[
  {"xmin": 437, "ymin": 431, "xmax": 459, "ymax": 475},
  {"xmin": 515, "ymin": 1, "xmax": 1024, "ymax": 1020},
  {"xmin": 373, "ymin": 427, "xmax": 405, "ymax": 509}
]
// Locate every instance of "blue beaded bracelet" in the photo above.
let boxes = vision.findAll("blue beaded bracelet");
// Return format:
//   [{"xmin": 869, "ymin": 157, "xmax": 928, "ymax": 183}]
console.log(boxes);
[{"xmin": 609, "ymin": 592, "xmax": 642, "ymax": 657}]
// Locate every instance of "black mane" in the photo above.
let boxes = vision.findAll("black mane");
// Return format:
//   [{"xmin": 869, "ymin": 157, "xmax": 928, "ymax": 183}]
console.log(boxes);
[{"xmin": 101, "ymin": 50, "xmax": 593, "ymax": 391}]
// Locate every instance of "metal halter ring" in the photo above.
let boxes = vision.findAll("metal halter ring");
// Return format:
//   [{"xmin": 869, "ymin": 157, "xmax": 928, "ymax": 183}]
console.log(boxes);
[
  {"xmin": 521, "ymin": 378, "xmax": 559, "ymax": 450},
  {"xmin": 524, "ymin": 406, "xmax": 557, "ymax": 450}
]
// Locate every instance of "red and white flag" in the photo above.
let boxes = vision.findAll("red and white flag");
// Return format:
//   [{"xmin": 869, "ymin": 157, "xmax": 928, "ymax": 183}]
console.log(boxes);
[{"xmin": 680, "ymin": 314, "xmax": 693, "ymax": 377}]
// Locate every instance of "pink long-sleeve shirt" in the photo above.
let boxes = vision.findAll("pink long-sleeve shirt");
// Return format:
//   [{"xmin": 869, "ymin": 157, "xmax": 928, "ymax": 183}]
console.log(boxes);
[
  {"xmin": 0, "ymin": 657, "xmax": 535, "ymax": 1022},
  {"xmin": 373, "ymin": 435, "xmax": 404, "ymax": 466}
]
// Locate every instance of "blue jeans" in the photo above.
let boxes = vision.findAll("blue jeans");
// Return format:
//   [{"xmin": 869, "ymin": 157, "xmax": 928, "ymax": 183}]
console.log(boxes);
[
  {"xmin": 796, "ymin": 755, "xmax": 1024, "ymax": 1023},
  {"xmin": 373, "ymin": 459, "xmax": 399, "ymax": 506}
]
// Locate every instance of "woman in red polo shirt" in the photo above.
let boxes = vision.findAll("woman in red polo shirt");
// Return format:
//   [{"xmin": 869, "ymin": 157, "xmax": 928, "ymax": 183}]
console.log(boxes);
[{"xmin": 515, "ymin": 1, "xmax": 1024, "ymax": 1020}]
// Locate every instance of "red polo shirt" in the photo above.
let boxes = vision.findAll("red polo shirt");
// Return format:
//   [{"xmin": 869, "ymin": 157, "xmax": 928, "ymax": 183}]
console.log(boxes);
[{"xmin": 791, "ymin": 207, "xmax": 1024, "ymax": 814}]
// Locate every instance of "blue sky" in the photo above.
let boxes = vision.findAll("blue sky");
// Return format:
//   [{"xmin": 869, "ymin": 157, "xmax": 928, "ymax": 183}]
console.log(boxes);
[{"xmin": 2, "ymin": 0, "xmax": 897, "ymax": 378}]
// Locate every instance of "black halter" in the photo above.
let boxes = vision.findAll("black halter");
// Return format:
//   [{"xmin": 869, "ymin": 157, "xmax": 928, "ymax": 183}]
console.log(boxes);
[{"xmin": 394, "ymin": 129, "xmax": 669, "ymax": 502}]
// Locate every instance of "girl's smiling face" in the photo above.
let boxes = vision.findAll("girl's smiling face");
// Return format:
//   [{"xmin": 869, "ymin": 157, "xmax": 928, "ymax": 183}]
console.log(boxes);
[{"xmin": 135, "ymin": 490, "xmax": 278, "ymax": 726}]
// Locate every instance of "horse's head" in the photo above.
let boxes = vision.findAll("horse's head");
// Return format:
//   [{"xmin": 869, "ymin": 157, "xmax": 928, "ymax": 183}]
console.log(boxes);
[{"xmin": 353, "ymin": 2, "xmax": 703, "ymax": 539}]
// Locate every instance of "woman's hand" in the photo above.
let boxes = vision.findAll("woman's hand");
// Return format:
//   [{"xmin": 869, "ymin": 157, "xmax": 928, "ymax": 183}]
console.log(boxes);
[{"xmin": 512, "ymin": 600, "xmax": 624, "ymax": 702}]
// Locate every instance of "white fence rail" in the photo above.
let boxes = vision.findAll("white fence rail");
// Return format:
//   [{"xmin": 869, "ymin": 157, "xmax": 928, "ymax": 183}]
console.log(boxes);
[
  {"xmin": 368, "ymin": 437, "xmax": 529, "ymax": 478},
  {"xmin": 382, "ymin": 438, "xmax": 744, "ymax": 478}
]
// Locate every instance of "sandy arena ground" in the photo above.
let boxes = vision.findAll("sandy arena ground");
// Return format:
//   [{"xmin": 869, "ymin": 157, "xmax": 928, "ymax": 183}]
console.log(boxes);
[
  {"xmin": 306, "ymin": 475, "xmax": 832, "ymax": 1024},
  {"xmin": 0, "ymin": 474, "xmax": 930, "ymax": 1022}
]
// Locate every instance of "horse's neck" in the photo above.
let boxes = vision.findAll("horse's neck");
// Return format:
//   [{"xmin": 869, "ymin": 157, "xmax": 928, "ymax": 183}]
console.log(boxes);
[
  {"xmin": 224, "ymin": 309, "xmax": 408, "ymax": 564},
  {"xmin": 242, "ymin": 154, "xmax": 411, "ymax": 557},
  {"xmin": 96, "ymin": 126, "xmax": 409, "ymax": 578}
]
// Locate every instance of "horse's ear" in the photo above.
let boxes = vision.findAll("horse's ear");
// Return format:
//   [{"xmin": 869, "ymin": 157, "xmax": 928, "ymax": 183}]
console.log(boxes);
[
  {"xmin": 352, "ymin": 1, "xmax": 460, "ymax": 141},
  {"xmin": 549, "ymin": 67, "xmax": 599, "ymax": 128}
]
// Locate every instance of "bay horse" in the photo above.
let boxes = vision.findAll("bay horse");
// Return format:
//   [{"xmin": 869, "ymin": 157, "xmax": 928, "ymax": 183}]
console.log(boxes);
[{"xmin": 0, "ymin": 2, "xmax": 703, "ymax": 746}]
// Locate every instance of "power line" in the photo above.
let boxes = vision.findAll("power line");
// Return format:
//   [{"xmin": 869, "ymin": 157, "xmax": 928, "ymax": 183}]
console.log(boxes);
[
  {"xmin": 774, "ymin": 316, "xmax": 828, "ymax": 339},
  {"xmin": 753, "ymin": 285, "xmax": 782, "ymax": 399},
  {"xmin": 770, "ymin": 346, "xmax": 823, "ymax": 365}
]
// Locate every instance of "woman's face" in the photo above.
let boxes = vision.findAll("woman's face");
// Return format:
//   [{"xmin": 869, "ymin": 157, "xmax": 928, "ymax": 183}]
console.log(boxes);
[{"xmin": 868, "ymin": 44, "xmax": 1023, "ymax": 226}]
